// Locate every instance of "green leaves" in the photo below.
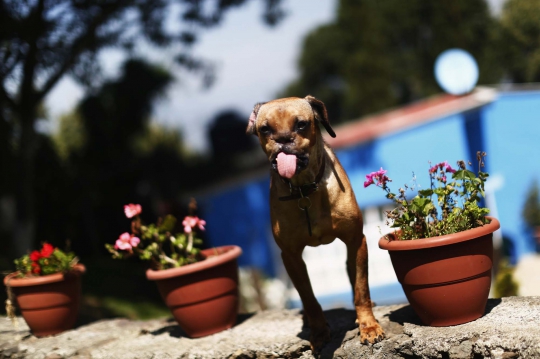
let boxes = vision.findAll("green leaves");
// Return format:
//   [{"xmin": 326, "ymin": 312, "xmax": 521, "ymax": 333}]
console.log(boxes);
[
  {"xmin": 418, "ymin": 189, "xmax": 433, "ymax": 197},
  {"xmin": 452, "ymin": 169, "xmax": 476, "ymax": 181},
  {"xmin": 159, "ymin": 215, "xmax": 176, "ymax": 232},
  {"xmin": 410, "ymin": 196, "xmax": 434, "ymax": 216},
  {"xmin": 14, "ymin": 245, "xmax": 77, "ymax": 278}
]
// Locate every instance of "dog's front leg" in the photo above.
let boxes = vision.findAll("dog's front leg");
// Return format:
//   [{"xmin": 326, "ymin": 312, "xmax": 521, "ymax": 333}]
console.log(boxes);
[
  {"xmin": 344, "ymin": 234, "xmax": 385, "ymax": 344},
  {"xmin": 281, "ymin": 250, "xmax": 331, "ymax": 352}
]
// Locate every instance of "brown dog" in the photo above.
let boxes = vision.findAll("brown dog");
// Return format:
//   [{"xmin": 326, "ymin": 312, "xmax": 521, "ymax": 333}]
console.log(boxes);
[{"xmin": 246, "ymin": 95, "xmax": 385, "ymax": 351}]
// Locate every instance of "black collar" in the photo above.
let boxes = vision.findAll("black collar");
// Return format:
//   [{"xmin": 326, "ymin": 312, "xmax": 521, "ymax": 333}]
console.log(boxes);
[{"xmin": 278, "ymin": 156, "xmax": 326, "ymax": 201}]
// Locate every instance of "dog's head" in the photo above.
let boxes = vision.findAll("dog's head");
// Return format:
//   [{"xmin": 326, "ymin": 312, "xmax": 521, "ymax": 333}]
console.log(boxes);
[{"xmin": 246, "ymin": 95, "xmax": 335, "ymax": 180}]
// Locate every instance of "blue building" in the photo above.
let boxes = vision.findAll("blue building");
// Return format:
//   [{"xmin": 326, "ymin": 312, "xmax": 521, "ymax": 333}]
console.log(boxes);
[{"xmin": 198, "ymin": 86, "xmax": 540, "ymax": 308}]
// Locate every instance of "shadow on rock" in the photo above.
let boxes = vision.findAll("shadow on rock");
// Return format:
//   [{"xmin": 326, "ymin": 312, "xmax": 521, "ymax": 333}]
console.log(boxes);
[
  {"xmin": 484, "ymin": 298, "xmax": 502, "ymax": 315},
  {"xmin": 235, "ymin": 312, "xmax": 256, "ymax": 326},
  {"xmin": 386, "ymin": 305, "xmax": 423, "ymax": 326},
  {"xmin": 150, "ymin": 313, "xmax": 256, "ymax": 339},
  {"xmin": 386, "ymin": 298, "xmax": 502, "ymax": 327},
  {"xmin": 151, "ymin": 323, "xmax": 188, "ymax": 338},
  {"xmin": 297, "ymin": 308, "xmax": 358, "ymax": 359}
]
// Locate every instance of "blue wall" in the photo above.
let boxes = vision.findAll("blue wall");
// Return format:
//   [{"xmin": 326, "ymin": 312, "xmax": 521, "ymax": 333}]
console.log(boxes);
[
  {"xmin": 483, "ymin": 92, "xmax": 540, "ymax": 261},
  {"xmin": 199, "ymin": 177, "xmax": 275, "ymax": 276},
  {"xmin": 200, "ymin": 90, "xmax": 540, "ymax": 274},
  {"xmin": 341, "ymin": 112, "xmax": 470, "ymax": 208}
]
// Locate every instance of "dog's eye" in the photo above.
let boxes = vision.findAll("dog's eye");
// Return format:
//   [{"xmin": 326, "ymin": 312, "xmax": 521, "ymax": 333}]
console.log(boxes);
[
  {"xmin": 296, "ymin": 121, "xmax": 309, "ymax": 131},
  {"xmin": 260, "ymin": 125, "xmax": 271, "ymax": 135}
]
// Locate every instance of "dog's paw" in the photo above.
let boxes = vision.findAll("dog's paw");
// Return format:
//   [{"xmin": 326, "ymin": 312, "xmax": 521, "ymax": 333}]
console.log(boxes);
[
  {"xmin": 358, "ymin": 320, "xmax": 385, "ymax": 345},
  {"xmin": 309, "ymin": 324, "xmax": 331, "ymax": 354}
]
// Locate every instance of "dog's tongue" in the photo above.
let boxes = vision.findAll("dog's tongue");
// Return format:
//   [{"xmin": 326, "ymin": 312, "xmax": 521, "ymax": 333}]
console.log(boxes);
[{"xmin": 276, "ymin": 152, "xmax": 297, "ymax": 179}]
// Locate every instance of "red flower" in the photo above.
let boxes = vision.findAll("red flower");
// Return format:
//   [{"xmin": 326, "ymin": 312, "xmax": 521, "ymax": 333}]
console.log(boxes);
[
  {"xmin": 29, "ymin": 250, "xmax": 42, "ymax": 262},
  {"xmin": 31, "ymin": 262, "xmax": 41, "ymax": 274},
  {"xmin": 40, "ymin": 243, "xmax": 55, "ymax": 258}
]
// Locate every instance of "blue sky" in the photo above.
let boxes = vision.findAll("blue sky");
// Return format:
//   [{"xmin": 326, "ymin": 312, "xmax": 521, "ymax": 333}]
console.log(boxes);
[{"xmin": 45, "ymin": 0, "xmax": 336, "ymax": 153}]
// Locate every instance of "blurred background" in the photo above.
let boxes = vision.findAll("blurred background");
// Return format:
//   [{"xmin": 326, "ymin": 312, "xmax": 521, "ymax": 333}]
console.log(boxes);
[{"xmin": 1, "ymin": 0, "xmax": 539, "ymax": 321}]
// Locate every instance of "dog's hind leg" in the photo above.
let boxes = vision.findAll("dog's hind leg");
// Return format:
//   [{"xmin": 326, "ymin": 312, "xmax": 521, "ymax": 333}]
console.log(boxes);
[
  {"xmin": 281, "ymin": 250, "xmax": 331, "ymax": 353},
  {"xmin": 343, "ymin": 233, "xmax": 385, "ymax": 344}
]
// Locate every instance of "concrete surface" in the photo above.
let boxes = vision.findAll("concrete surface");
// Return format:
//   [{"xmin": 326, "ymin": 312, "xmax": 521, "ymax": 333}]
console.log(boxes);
[{"xmin": 1, "ymin": 296, "xmax": 539, "ymax": 358}]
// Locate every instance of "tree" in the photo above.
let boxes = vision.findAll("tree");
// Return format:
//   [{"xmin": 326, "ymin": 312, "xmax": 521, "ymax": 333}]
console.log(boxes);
[
  {"xmin": 209, "ymin": 110, "xmax": 258, "ymax": 160},
  {"xmin": 498, "ymin": 0, "xmax": 540, "ymax": 83},
  {"xmin": 76, "ymin": 59, "xmax": 174, "ymax": 254},
  {"xmin": 54, "ymin": 59, "xmax": 183, "ymax": 255},
  {"xmin": 0, "ymin": 0, "xmax": 284, "ymax": 255},
  {"xmin": 282, "ymin": 0, "xmax": 502, "ymax": 123},
  {"xmin": 523, "ymin": 180, "xmax": 540, "ymax": 229}
]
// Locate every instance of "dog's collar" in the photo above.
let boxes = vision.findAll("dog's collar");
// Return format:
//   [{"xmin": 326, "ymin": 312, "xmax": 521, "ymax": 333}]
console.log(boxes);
[
  {"xmin": 278, "ymin": 156, "xmax": 326, "ymax": 237},
  {"xmin": 278, "ymin": 156, "xmax": 326, "ymax": 201}
]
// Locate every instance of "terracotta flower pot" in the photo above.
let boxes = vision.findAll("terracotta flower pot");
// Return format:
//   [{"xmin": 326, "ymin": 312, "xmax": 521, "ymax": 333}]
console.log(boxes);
[
  {"xmin": 146, "ymin": 245, "xmax": 242, "ymax": 338},
  {"xmin": 379, "ymin": 217, "xmax": 500, "ymax": 326},
  {"xmin": 3, "ymin": 264, "xmax": 86, "ymax": 337}
]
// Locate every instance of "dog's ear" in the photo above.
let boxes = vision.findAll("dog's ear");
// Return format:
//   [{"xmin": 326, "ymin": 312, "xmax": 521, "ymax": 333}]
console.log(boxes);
[
  {"xmin": 305, "ymin": 95, "xmax": 336, "ymax": 138},
  {"xmin": 246, "ymin": 102, "xmax": 266, "ymax": 136}
]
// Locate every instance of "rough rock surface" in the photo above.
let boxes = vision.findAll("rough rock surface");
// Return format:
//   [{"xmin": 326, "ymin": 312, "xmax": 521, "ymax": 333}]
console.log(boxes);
[{"xmin": 1, "ymin": 296, "xmax": 539, "ymax": 358}]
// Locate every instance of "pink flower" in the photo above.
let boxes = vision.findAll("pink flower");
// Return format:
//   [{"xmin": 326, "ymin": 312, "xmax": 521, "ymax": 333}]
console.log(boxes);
[
  {"xmin": 363, "ymin": 173, "xmax": 375, "ymax": 188},
  {"xmin": 430, "ymin": 161, "xmax": 457, "ymax": 175},
  {"xmin": 364, "ymin": 168, "xmax": 390, "ymax": 188},
  {"xmin": 182, "ymin": 216, "xmax": 206, "ymax": 233},
  {"xmin": 114, "ymin": 232, "xmax": 140, "ymax": 251},
  {"xmin": 429, "ymin": 163, "xmax": 439, "ymax": 173},
  {"xmin": 443, "ymin": 161, "xmax": 456, "ymax": 173},
  {"xmin": 124, "ymin": 204, "xmax": 142, "ymax": 218}
]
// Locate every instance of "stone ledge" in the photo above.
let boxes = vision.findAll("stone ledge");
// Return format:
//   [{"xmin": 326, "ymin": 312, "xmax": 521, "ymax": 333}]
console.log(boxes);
[{"xmin": 1, "ymin": 296, "xmax": 539, "ymax": 359}]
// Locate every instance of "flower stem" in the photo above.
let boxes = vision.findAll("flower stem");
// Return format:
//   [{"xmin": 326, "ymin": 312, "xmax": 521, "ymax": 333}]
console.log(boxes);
[
  {"xmin": 186, "ymin": 232, "xmax": 193, "ymax": 253},
  {"xmin": 160, "ymin": 254, "xmax": 177, "ymax": 266}
]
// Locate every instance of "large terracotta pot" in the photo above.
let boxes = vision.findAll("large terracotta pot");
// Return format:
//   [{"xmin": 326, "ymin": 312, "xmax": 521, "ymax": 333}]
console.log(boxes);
[
  {"xmin": 379, "ymin": 217, "xmax": 500, "ymax": 326},
  {"xmin": 146, "ymin": 245, "xmax": 242, "ymax": 338},
  {"xmin": 3, "ymin": 264, "xmax": 86, "ymax": 337}
]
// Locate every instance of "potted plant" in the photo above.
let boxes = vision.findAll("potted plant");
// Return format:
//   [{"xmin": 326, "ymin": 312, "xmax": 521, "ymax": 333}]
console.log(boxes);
[
  {"xmin": 105, "ymin": 200, "xmax": 242, "ymax": 338},
  {"xmin": 365, "ymin": 152, "xmax": 500, "ymax": 326},
  {"xmin": 3, "ymin": 243, "xmax": 84, "ymax": 337}
]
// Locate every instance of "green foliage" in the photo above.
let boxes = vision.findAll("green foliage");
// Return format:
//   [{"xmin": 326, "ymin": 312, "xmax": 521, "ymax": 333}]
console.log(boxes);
[
  {"xmin": 53, "ymin": 110, "xmax": 87, "ymax": 162},
  {"xmin": 14, "ymin": 243, "xmax": 77, "ymax": 278},
  {"xmin": 97, "ymin": 296, "xmax": 170, "ymax": 320},
  {"xmin": 493, "ymin": 261, "xmax": 519, "ymax": 298},
  {"xmin": 522, "ymin": 180, "xmax": 540, "ymax": 228},
  {"xmin": 282, "ymin": 0, "xmax": 502, "ymax": 123},
  {"xmin": 370, "ymin": 152, "xmax": 490, "ymax": 240},
  {"xmin": 498, "ymin": 0, "xmax": 540, "ymax": 82},
  {"xmin": 132, "ymin": 124, "xmax": 188, "ymax": 158}
]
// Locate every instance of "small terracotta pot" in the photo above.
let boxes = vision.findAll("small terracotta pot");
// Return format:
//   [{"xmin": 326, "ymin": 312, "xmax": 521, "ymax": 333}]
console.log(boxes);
[
  {"xmin": 3, "ymin": 264, "xmax": 86, "ymax": 337},
  {"xmin": 379, "ymin": 217, "xmax": 500, "ymax": 326},
  {"xmin": 146, "ymin": 245, "xmax": 242, "ymax": 338}
]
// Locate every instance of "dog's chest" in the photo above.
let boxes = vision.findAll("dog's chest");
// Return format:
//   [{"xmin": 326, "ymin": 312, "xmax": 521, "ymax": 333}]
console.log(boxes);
[{"xmin": 270, "ymin": 189, "xmax": 338, "ymax": 245}]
